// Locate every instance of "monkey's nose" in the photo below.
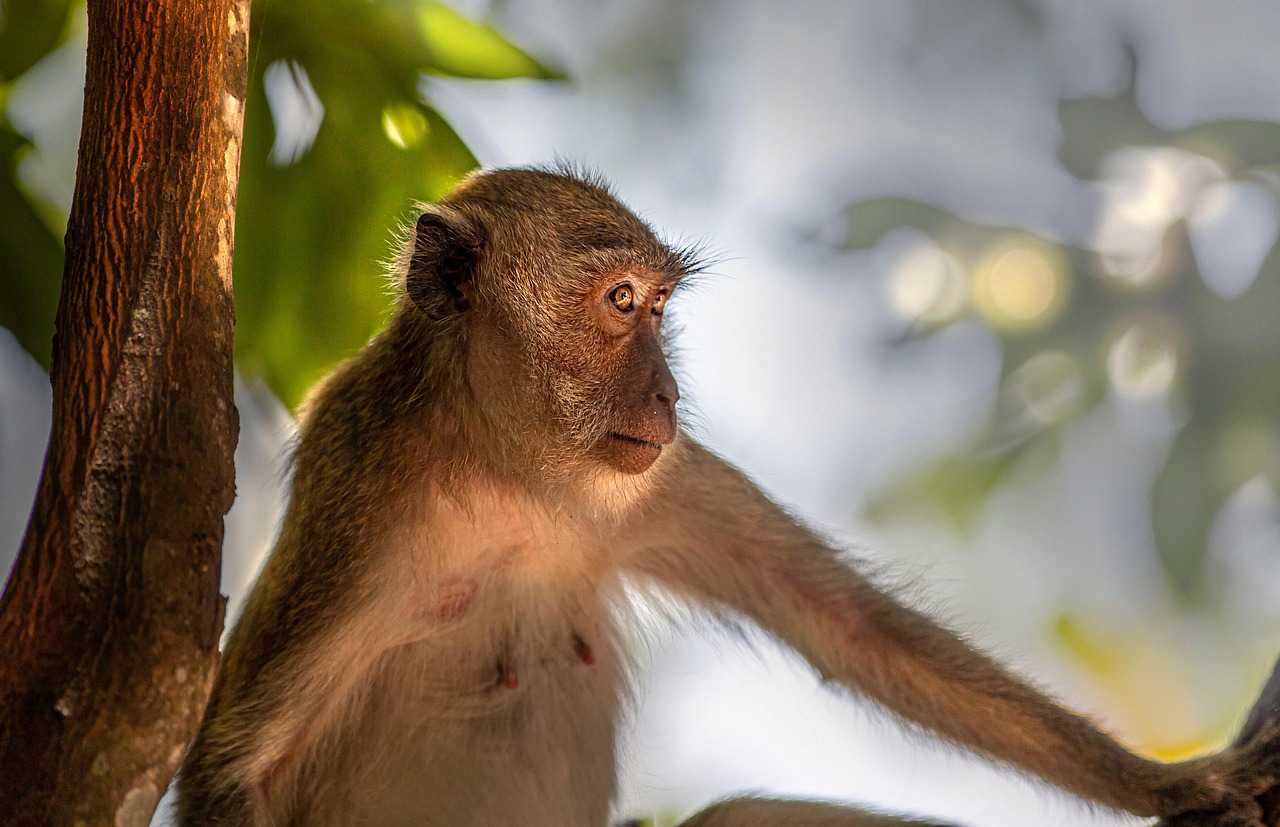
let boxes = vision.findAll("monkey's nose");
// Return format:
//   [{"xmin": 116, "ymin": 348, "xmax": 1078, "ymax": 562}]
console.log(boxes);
[{"xmin": 652, "ymin": 367, "xmax": 679, "ymax": 414}]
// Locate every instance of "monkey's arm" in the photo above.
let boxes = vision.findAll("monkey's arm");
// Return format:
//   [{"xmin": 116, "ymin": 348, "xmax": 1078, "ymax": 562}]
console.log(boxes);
[
  {"xmin": 630, "ymin": 438, "xmax": 1278, "ymax": 822},
  {"xmin": 179, "ymin": 414, "xmax": 433, "ymax": 825},
  {"xmin": 178, "ymin": 512, "xmax": 403, "ymax": 823}
]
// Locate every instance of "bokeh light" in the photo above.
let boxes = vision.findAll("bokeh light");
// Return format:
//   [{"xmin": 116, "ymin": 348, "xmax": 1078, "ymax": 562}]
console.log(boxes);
[
  {"xmin": 263, "ymin": 60, "xmax": 324, "ymax": 166},
  {"xmin": 381, "ymin": 103, "xmax": 430, "ymax": 150},
  {"xmin": 1094, "ymin": 148, "xmax": 1227, "ymax": 288},
  {"xmin": 971, "ymin": 238, "xmax": 1070, "ymax": 333},
  {"xmin": 886, "ymin": 240, "xmax": 967, "ymax": 324},
  {"xmin": 1003, "ymin": 351, "xmax": 1085, "ymax": 427},
  {"xmin": 1106, "ymin": 317, "xmax": 1180, "ymax": 399}
]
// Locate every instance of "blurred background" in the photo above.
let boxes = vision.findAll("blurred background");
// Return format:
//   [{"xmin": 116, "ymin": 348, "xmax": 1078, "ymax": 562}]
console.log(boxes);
[{"xmin": 3, "ymin": 1, "xmax": 1280, "ymax": 824}]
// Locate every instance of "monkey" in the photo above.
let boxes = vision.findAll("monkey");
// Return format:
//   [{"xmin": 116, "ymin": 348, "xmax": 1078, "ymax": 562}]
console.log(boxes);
[{"xmin": 176, "ymin": 166, "xmax": 1280, "ymax": 827}]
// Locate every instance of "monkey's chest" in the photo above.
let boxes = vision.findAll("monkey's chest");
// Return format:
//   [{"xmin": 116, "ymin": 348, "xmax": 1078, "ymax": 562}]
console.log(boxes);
[
  {"xmin": 391, "ymin": 573, "xmax": 621, "ymax": 713},
  {"xmin": 316, "ymin": 575, "xmax": 624, "ymax": 827}
]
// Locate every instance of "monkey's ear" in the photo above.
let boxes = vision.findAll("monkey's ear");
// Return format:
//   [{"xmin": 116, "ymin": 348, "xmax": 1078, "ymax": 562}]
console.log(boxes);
[{"xmin": 406, "ymin": 205, "xmax": 485, "ymax": 318}]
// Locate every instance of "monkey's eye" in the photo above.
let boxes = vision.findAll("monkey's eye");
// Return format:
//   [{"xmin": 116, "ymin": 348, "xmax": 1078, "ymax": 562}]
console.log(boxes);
[
  {"xmin": 652, "ymin": 290, "xmax": 668, "ymax": 315},
  {"xmin": 609, "ymin": 284, "xmax": 635, "ymax": 312}
]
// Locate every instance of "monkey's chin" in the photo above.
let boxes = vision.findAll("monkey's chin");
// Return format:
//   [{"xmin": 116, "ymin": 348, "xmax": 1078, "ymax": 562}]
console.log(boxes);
[{"xmin": 599, "ymin": 433, "xmax": 664, "ymax": 475}]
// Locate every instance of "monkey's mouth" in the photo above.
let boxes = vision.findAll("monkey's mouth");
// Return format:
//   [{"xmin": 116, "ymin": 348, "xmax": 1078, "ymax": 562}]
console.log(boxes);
[
  {"xmin": 607, "ymin": 432, "xmax": 663, "ymax": 450},
  {"xmin": 600, "ymin": 432, "xmax": 666, "ymax": 475}
]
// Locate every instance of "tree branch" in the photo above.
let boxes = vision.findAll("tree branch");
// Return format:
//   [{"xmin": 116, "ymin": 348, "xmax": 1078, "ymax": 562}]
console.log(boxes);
[{"xmin": 0, "ymin": 1, "xmax": 249, "ymax": 824}]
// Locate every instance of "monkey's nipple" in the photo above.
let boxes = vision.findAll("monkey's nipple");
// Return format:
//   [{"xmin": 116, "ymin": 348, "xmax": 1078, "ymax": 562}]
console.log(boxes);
[{"xmin": 573, "ymin": 634, "xmax": 595, "ymax": 666}]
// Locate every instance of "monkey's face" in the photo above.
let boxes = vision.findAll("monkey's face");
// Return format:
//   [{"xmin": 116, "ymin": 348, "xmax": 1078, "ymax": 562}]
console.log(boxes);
[
  {"xmin": 405, "ymin": 168, "xmax": 696, "ymax": 480},
  {"xmin": 470, "ymin": 260, "xmax": 682, "ymax": 480},
  {"xmin": 574, "ymin": 270, "xmax": 680, "ymax": 475}
]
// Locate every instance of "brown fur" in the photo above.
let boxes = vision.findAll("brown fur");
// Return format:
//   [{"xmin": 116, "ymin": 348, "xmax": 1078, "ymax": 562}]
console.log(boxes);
[{"xmin": 176, "ymin": 167, "xmax": 1278, "ymax": 827}]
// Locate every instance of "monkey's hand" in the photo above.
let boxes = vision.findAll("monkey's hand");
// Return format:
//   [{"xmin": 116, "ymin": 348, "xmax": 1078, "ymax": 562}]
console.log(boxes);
[{"xmin": 1156, "ymin": 725, "xmax": 1280, "ymax": 827}]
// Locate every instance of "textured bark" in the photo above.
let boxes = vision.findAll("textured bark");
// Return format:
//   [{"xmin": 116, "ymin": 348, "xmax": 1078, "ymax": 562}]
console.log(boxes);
[
  {"xmin": 1150, "ymin": 657, "xmax": 1280, "ymax": 827},
  {"xmin": 0, "ymin": 1, "xmax": 249, "ymax": 824},
  {"xmin": 1238, "ymin": 658, "xmax": 1280, "ymax": 827}
]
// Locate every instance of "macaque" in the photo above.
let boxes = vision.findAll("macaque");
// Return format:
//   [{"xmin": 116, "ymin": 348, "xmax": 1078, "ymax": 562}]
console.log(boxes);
[{"xmin": 177, "ymin": 167, "xmax": 1279, "ymax": 826}]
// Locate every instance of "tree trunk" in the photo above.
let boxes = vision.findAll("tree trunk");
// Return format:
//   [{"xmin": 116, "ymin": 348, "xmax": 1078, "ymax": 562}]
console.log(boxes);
[
  {"xmin": 0, "ymin": 1, "xmax": 249, "ymax": 824},
  {"xmin": 1151, "ymin": 657, "xmax": 1280, "ymax": 827},
  {"xmin": 1236, "ymin": 658, "xmax": 1280, "ymax": 827}
]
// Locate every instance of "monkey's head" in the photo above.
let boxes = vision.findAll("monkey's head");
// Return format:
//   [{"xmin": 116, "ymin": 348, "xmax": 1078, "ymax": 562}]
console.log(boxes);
[{"xmin": 401, "ymin": 168, "xmax": 698, "ymax": 482}]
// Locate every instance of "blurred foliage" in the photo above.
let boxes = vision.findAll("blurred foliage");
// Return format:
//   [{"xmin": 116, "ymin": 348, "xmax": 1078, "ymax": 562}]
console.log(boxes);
[
  {"xmin": 236, "ymin": 0, "xmax": 555, "ymax": 405},
  {"xmin": 0, "ymin": 0, "xmax": 72, "ymax": 366},
  {"xmin": 1056, "ymin": 70, "xmax": 1280, "ymax": 180},
  {"xmin": 0, "ymin": 120, "xmax": 64, "ymax": 367},
  {"xmin": 0, "ymin": 0, "xmax": 71, "ymax": 81},
  {"xmin": 0, "ymin": 0, "xmax": 557, "ymax": 406},
  {"xmin": 853, "ymin": 58, "xmax": 1280, "ymax": 601}
]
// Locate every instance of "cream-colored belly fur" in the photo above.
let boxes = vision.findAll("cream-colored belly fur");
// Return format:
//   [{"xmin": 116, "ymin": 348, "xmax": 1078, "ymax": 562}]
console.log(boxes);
[{"xmin": 291, "ymin": 486, "xmax": 629, "ymax": 827}]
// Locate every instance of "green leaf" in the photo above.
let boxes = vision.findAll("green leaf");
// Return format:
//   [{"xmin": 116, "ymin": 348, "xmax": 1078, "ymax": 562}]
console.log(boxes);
[
  {"xmin": 235, "ymin": 0, "xmax": 480, "ymax": 407},
  {"xmin": 864, "ymin": 443, "xmax": 1049, "ymax": 534},
  {"xmin": 1056, "ymin": 50, "xmax": 1280, "ymax": 178},
  {"xmin": 0, "ymin": 1, "xmax": 73, "ymax": 365},
  {"xmin": 1152, "ymin": 428, "xmax": 1219, "ymax": 600},
  {"xmin": 0, "ymin": 0, "xmax": 554, "ymax": 386},
  {"xmin": 235, "ymin": 92, "xmax": 476, "ymax": 407},
  {"xmin": 0, "ymin": 124, "xmax": 63, "ymax": 367},
  {"xmin": 230, "ymin": 0, "xmax": 556, "ymax": 407},
  {"xmin": 416, "ymin": 2, "xmax": 560, "ymax": 80},
  {"xmin": 1177, "ymin": 120, "xmax": 1280, "ymax": 171},
  {"xmin": 842, "ymin": 197, "xmax": 956, "ymax": 250},
  {"xmin": 0, "ymin": 0, "xmax": 72, "ymax": 80}
]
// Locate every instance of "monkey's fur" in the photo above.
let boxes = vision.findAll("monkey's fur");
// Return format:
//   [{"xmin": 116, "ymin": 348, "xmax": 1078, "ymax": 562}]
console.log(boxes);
[{"xmin": 177, "ymin": 168, "xmax": 1280, "ymax": 826}]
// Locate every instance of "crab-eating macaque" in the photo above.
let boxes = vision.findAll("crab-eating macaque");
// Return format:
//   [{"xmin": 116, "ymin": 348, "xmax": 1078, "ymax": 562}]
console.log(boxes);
[{"xmin": 176, "ymin": 168, "xmax": 1279, "ymax": 827}]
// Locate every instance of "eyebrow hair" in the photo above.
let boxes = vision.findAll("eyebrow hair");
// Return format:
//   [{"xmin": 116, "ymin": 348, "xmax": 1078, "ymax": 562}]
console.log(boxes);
[
  {"xmin": 669, "ymin": 237, "xmax": 715, "ymax": 278},
  {"xmin": 573, "ymin": 246, "xmax": 692, "ymax": 285}
]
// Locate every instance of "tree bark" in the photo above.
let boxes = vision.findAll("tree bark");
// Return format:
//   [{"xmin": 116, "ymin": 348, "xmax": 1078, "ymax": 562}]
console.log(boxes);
[
  {"xmin": 1237, "ymin": 658, "xmax": 1280, "ymax": 827},
  {"xmin": 0, "ymin": 1, "xmax": 249, "ymax": 824}
]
